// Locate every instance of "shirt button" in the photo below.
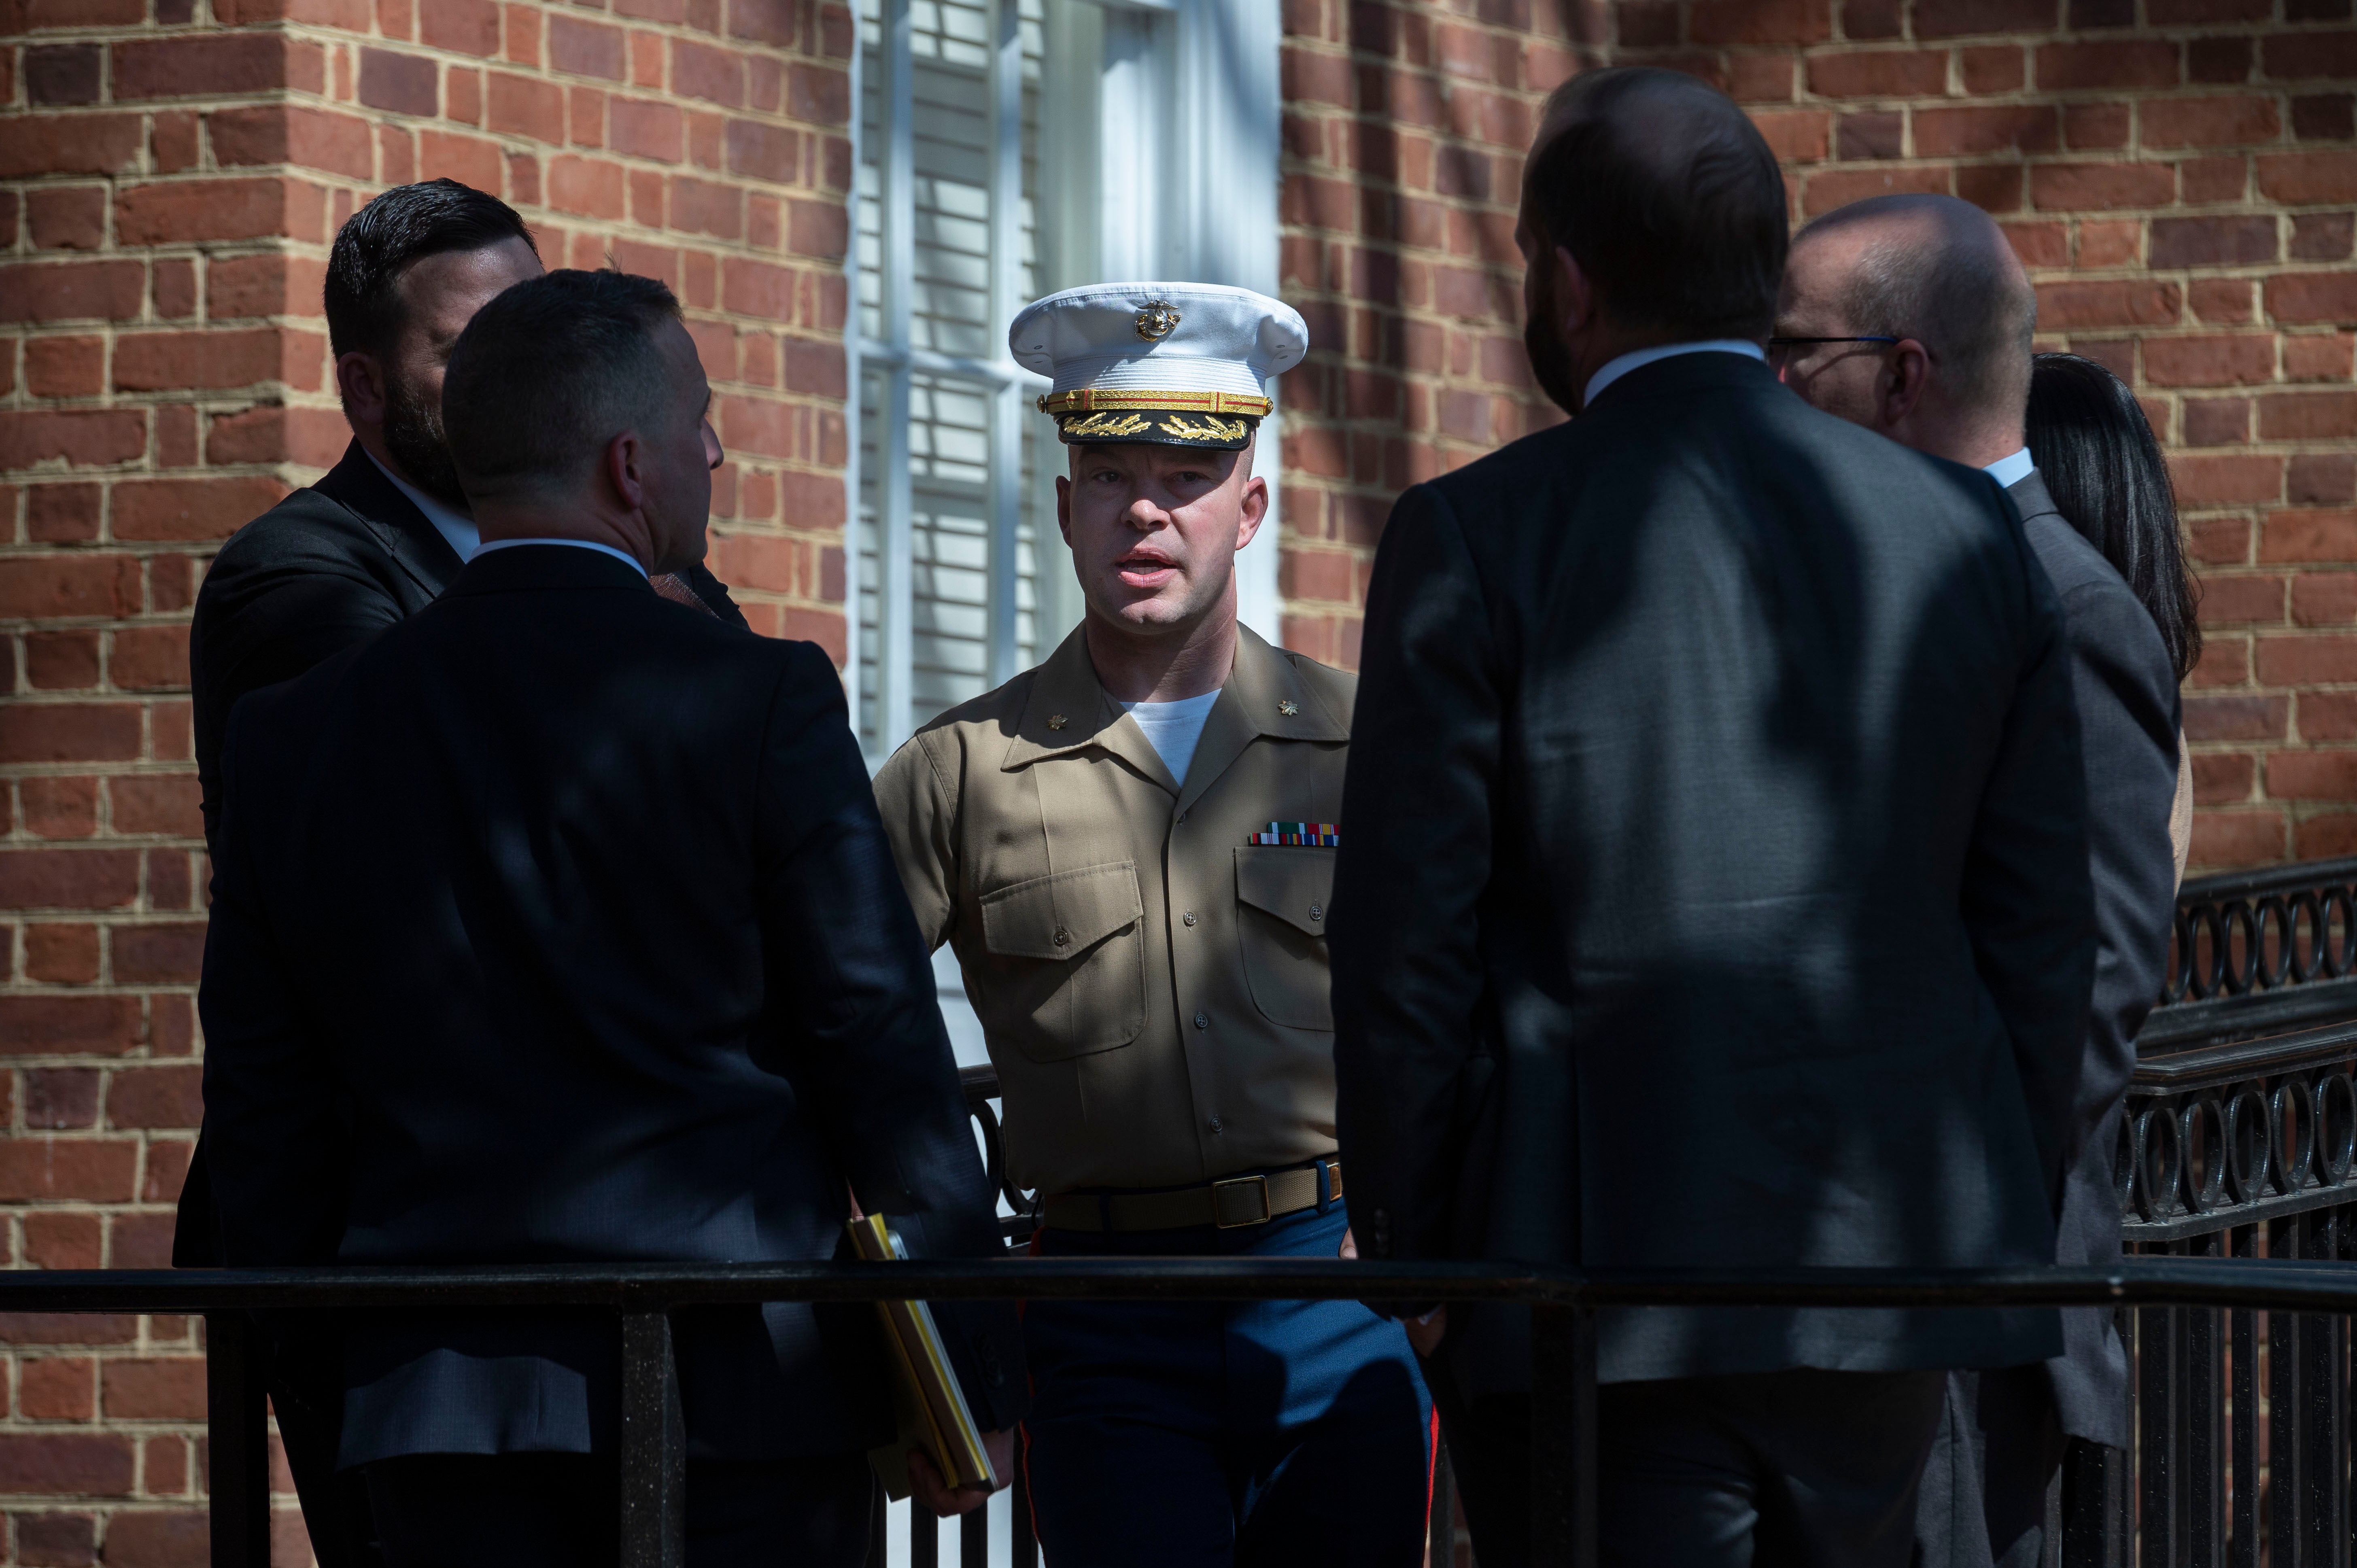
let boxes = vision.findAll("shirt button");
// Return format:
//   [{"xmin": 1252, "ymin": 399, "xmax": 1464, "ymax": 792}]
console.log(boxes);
[
  {"xmin": 1183, "ymin": 911, "xmax": 1198, "ymax": 927},
  {"xmin": 1051, "ymin": 925, "xmax": 1070, "ymax": 947},
  {"xmin": 1208, "ymin": 1117, "xmax": 1224, "ymax": 1134},
  {"xmin": 1309, "ymin": 903, "xmax": 1323, "ymax": 921},
  {"xmin": 1194, "ymin": 1012, "xmax": 1209, "ymax": 1030}
]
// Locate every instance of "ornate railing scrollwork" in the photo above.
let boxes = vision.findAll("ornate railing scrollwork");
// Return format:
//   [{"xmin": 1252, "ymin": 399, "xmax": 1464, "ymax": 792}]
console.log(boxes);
[
  {"xmin": 2117, "ymin": 865, "xmax": 2357, "ymax": 1568},
  {"xmin": 2099, "ymin": 858, "xmax": 2357, "ymax": 1239},
  {"xmin": 2119, "ymin": 1033, "xmax": 2357, "ymax": 1242},
  {"xmin": 2126, "ymin": 855, "xmax": 2357, "ymax": 1237},
  {"xmin": 2147, "ymin": 855, "xmax": 2357, "ymax": 1049}
]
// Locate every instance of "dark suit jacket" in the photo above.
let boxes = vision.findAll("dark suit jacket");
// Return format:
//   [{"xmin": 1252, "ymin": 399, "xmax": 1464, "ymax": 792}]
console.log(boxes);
[
  {"xmin": 2008, "ymin": 470, "xmax": 2179, "ymax": 1448},
  {"xmin": 192, "ymin": 439, "xmax": 745, "ymax": 844},
  {"xmin": 200, "ymin": 544, "xmax": 1023, "ymax": 1464},
  {"xmin": 178, "ymin": 440, "xmax": 744, "ymax": 1265},
  {"xmin": 1331, "ymin": 352, "xmax": 2096, "ymax": 1396}
]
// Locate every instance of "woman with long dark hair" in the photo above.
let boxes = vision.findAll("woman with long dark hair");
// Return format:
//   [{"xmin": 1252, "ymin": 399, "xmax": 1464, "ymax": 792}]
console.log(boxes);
[{"xmin": 2026, "ymin": 352, "xmax": 2200, "ymax": 881}]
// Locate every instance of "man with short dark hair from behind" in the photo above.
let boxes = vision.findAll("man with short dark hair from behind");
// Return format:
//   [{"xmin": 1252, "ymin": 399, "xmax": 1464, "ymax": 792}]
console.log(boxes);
[
  {"xmin": 1775, "ymin": 194, "xmax": 2181, "ymax": 1568},
  {"xmin": 198, "ymin": 269, "xmax": 1023, "ymax": 1566},
  {"xmin": 179, "ymin": 183, "xmax": 749, "ymax": 1555},
  {"xmin": 1331, "ymin": 68, "xmax": 2097, "ymax": 1568}
]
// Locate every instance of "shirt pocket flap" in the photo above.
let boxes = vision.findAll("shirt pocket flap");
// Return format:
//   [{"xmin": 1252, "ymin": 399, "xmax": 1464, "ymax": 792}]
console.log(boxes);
[
  {"xmin": 980, "ymin": 860, "xmax": 1144, "ymax": 961},
  {"xmin": 1234, "ymin": 847, "xmax": 1334, "ymax": 938}
]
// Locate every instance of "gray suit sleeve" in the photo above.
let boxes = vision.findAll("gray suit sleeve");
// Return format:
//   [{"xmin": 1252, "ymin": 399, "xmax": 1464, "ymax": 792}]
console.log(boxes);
[
  {"xmin": 2055, "ymin": 572, "xmax": 2180, "ymax": 1191},
  {"xmin": 1330, "ymin": 485, "xmax": 1501, "ymax": 1263},
  {"xmin": 1961, "ymin": 513, "xmax": 2099, "ymax": 1207}
]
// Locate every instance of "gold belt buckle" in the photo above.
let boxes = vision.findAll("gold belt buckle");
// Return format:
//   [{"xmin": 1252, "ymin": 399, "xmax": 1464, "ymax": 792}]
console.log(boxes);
[{"xmin": 1211, "ymin": 1174, "xmax": 1272, "ymax": 1228}]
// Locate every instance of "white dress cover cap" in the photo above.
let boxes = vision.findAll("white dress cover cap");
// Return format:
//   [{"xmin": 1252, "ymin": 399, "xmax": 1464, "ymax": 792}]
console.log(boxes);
[{"xmin": 1009, "ymin": 282, "xmax": 1310, "ymax": 450}]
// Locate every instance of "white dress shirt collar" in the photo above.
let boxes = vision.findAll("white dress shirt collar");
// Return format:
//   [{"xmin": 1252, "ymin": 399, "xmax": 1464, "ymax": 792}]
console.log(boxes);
[
  {"xmin": 471, "ymin": 537, "xmax": 650, "ymax": 578},
  {"xmin": 1982, "ymin": 447, "xmax": 2036, "ymax": 489},
  {"xmin": 1583, "ymin": 339, "xmax": 1767, "ymax": 408},
  {"xmin": 362, "ymin": 448, "xmax": 479, "ymax": 562}
]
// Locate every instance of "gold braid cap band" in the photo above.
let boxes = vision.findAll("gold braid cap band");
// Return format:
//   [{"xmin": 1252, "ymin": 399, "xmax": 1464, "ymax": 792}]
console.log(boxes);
[{"xmin": 1039, "ymin": 388, "xmax": 1271, "ymax": 450}]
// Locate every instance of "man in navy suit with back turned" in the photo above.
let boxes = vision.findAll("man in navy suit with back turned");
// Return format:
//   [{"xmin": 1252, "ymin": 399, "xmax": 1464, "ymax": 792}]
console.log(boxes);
[
  {"xmin": 178, "ymin": 181, "xmax": 749, "ymax": 1558},
  {"xmin": 198, "ymin": 269, "xmax": 1022, "ymax": 1565}
]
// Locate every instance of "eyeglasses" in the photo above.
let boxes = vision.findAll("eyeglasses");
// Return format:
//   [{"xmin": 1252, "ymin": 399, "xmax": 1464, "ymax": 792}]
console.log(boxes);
[{"xmin": 1766, "ymin": 335, "xmax": 1900, "ymax": 357}]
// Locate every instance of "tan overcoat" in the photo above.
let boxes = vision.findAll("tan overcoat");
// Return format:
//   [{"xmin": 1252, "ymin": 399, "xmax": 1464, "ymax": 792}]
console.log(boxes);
[{"xmin": 872, "ymin": 622, "xmax": 1356, "ymax": 1198}]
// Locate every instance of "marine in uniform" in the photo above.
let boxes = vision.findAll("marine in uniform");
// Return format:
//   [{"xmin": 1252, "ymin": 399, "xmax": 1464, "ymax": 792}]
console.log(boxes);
[{"xmin": 871, "ymin": 283, "xmax": 1431, "ymax": 1566}]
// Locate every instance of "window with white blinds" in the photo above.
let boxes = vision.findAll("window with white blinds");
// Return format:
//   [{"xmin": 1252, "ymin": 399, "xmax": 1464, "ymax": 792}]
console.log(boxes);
[
  {"xmin": 847, "ymin": 0, "xmax": 1284, "ymax": 766},
  {"xmin": 851, "ymin": 0, "xmax": 1049, "ymax": 761}
]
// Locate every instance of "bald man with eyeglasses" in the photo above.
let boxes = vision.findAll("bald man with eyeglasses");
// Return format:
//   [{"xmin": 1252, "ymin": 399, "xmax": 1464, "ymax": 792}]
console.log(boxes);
[{"xmin": 1776, "ymin": 193, "xmax": 2180, "ymax": 1568}]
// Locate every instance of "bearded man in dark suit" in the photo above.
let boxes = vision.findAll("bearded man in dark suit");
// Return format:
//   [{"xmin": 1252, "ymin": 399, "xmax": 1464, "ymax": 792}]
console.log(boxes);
[
  {"xmin": 178, "ymin": 179, "xmax": 744, "ymax": 1557},
  {"xmin": 1331, "ymin": 69, "xmax": 2097, "ymax": 1568},
  {"xmin": 1776, "ymin": 193, "xmax": 2181, "ymax": 1568},
  {"xmin": 191, "ymin": 178, "xmax": 744, "ymax": 851}
]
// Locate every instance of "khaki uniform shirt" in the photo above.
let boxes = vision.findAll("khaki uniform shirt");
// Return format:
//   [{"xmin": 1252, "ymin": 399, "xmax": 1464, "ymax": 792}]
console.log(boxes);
[{"xmin": 873, "ymin": 623, "xmax": 1355, "ymax": 1199}]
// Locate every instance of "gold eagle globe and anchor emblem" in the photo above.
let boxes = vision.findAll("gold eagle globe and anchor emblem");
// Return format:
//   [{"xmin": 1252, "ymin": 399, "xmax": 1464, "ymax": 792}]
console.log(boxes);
[{"xmin": 1133, "ymin": 300, "xmax": 1182, "ymax": 342}]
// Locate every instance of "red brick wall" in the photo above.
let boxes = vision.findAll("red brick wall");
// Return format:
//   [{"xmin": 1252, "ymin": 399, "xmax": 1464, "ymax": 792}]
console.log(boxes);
[
  {"xmin": 1276, "ymin": 0, "xmax": 2357, "ymax": 876},
  {"xmin": 1277, "ymin": 1, "xmax": 1586, "ymax": 674},
  {"xmin": 7, "ymin": 0, "xmax": 2357, "ymax": 1549},
  {"xmin": 0, "ymin": 0, "xmax": 850, "ymax": 1550}
]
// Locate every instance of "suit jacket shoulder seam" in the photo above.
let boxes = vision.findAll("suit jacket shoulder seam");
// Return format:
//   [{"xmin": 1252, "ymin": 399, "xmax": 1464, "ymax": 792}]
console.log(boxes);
[
  {"xmin": 1418, "ymin": 482, "xmax": 1491, "ymax": 619},
  {"xmin": 216, "ymin": 484, "xmax": 382, "ymax": 552}
]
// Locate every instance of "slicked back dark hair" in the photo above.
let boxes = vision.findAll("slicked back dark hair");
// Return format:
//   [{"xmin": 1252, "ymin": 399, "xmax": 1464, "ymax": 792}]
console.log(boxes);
[
  {"xmin": 323, "ymin": 179, "xmax": 536, "ymax": 362},
  {"xmin": 1523, "ymin": 68, "xmax": 1789, "ymax": 339},
  {"xmin": 2027, "ymin": 352, "xmax": 2202, "ymax": 681},
  {"xmin": 443, "ymin": 269, "xmax": 686, "ymax": 497}
]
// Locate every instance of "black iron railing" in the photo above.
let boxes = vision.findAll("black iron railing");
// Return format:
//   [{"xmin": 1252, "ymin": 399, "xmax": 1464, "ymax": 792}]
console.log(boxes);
[
  {"xmin": 2149, "ymin": 855, "xmax": 2357, "ymax": 1048},
  {"xmin": 17, "ymin": 859, "xmax": 2352, "ymax": 1568},
  {"xmin": 8, "ymin": 1259, "xmax": 2357, "ymax": 1568},
  {"xmin": 958, "ymin": 855, "xmax": 2357, "ymax": 1568},
  {"xmin": 2106, "ymin": 857, "xmax": 2357, "ymax": 1568}
]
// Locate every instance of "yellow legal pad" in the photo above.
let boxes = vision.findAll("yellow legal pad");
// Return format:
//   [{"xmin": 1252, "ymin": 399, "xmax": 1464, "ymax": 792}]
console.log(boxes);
[{"xmin": 849, "ymin": 1212, "xmax": 999, "ymax": 1500}]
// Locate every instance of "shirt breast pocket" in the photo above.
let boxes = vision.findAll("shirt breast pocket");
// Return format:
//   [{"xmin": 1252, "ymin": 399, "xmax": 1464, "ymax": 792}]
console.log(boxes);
[
  {"xmin": 977, "ymin": 860, "xmax": 1149, "ymax": 1063},
  {"xmin": 1234, "ymin": 846, "xmax": 1335, "ymax": 1033}
]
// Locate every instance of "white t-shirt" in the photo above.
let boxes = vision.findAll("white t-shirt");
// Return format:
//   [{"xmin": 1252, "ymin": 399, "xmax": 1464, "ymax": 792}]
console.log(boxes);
[{"xmin": 1121, "ymin": 690, "xmax": 1221, "ymax": 786}]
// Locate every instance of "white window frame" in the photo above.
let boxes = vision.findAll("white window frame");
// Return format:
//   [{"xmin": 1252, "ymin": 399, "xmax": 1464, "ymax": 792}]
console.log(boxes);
[{"xmin": 844, "ymin": 0, "xmax": 1283, "ymax": 765}]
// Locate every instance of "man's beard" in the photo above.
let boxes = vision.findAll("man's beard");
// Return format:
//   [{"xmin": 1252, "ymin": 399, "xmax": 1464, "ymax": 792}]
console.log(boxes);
[
  {"xmin": 1522, "ymin": 262, "xmax": 1584, "ymax": 417},
  {"xmin": 381, "ymin": 373, "xmax": 468, "ymax": 508}
]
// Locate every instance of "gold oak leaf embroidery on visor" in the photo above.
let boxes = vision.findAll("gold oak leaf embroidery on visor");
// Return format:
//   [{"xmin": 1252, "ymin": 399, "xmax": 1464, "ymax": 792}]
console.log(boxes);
[
  {"xmin": 1013, "ymin": 284, "xmax": 1306, "ymax": 453},
  {"xmin": 1157, "ymin": 414, "xmax": 1246, "ymax": 443},
  {"xmin": 1062, "ymin": 411, "xmax": 1155, "ymax": 439}
]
